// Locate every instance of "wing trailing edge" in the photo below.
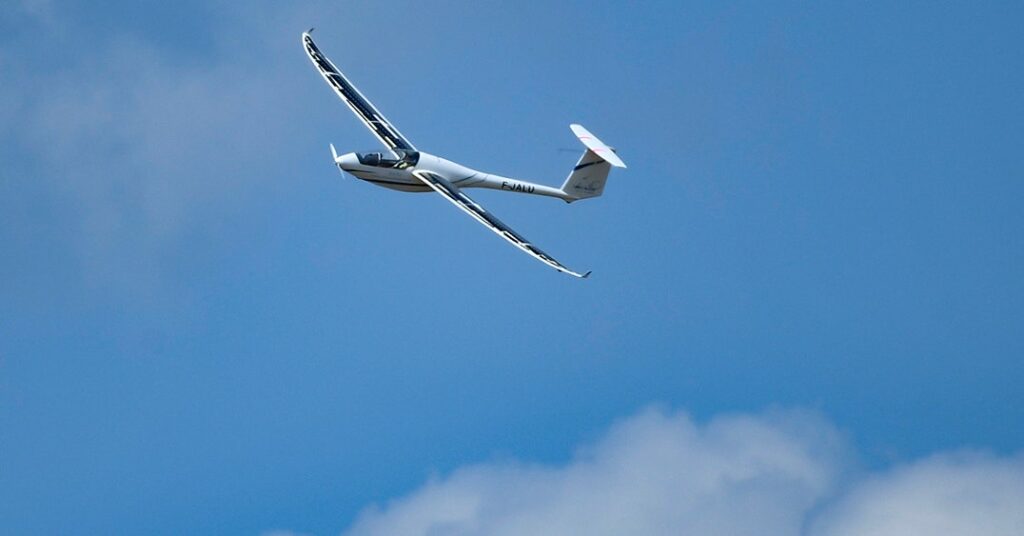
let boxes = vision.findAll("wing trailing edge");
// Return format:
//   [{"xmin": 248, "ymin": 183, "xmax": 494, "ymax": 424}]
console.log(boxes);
[{"xmin": 413, "ymin": 170, "xmax": 590, "ymax": 278}]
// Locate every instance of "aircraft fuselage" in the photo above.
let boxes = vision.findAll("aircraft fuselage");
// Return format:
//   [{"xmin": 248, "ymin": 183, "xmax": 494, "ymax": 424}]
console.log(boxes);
[{"xmin": 335, "ymin": 150, "xmax": 569, "ymax": 200}]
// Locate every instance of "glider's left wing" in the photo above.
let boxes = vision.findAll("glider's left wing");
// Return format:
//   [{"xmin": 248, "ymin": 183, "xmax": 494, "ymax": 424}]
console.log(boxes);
[
  {"xmin": 302, "ymin": 31, "xmax": 415, "ymax": 151},
  {"xmin": 413, "ymin": 170, "xmax": 590, "ymax": 278}
]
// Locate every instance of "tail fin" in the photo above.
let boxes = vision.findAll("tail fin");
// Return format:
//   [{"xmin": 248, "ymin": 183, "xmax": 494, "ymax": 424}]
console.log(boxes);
[{"xmin": 559, "ymin": 124, "xmax": 625, "ymax": 202}]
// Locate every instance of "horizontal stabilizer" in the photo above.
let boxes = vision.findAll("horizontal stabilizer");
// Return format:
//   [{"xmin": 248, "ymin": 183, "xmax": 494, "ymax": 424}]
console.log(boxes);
[{"xmin": 570, "ymin": 124, "xmax": 626, "ymax": 168}]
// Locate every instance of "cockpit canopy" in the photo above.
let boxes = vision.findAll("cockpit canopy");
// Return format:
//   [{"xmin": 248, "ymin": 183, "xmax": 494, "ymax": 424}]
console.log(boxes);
[{"xmin": 356, "ymin": 149, "xmax": 419, "ymax": 169}]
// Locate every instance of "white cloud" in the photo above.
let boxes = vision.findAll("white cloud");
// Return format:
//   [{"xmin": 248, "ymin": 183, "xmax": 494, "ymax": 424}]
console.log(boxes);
[
  {"xmin": 4, "ymin": 5, "xmax": 317, "ymax": 294},
  {"xmin": 344, "ymin": 407, "xmax": 845, "ymax": 536},
  {"xmin": 28, "ymin": 35, "xmax": 298, "ymax": 236},
  {"xmin": 331, "ymin": 407, "xmax": 1024, "ymax": 536},
  {"xmin": 812, "ymin": 451, "xmax": 1024, "ymax": 536}
]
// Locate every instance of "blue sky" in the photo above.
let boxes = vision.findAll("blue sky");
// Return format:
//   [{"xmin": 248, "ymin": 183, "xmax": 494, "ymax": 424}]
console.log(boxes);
[{"xmin": 2, "ymin": 1, "xmax": 1023, "ymax": 534}]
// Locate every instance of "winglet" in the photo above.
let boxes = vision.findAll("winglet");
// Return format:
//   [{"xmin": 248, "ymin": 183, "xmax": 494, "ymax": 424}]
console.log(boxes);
[{"xmin": 582, "ymin": 270, "xmax": 592, "ymax": 279}]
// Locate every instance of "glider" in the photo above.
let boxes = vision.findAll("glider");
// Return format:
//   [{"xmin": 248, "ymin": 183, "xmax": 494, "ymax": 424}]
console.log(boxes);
[{"xmin": 302, "ymin": 30, "xmax": 625, "ymax": 278}]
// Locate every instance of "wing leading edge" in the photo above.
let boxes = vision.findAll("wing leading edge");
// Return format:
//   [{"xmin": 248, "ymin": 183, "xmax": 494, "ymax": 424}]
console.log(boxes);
[
  {"xmin": 302, "ymin": 31, "xmax": 415, "ymax": 151},
  {"xmin": 413, "ymin": 170, "xmax": 590, "ymax": 278}
]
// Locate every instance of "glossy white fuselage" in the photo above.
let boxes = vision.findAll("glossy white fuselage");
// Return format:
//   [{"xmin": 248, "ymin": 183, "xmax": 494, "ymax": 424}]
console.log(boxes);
[{"xmin": 335, "ymin": 151, "xmax": 569, "ymax": 200}]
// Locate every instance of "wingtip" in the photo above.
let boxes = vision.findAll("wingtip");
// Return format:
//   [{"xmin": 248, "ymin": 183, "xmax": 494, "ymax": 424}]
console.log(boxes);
[{"xmin": 582, "ymin": 271, "xmax": 592, "ymax": 279}]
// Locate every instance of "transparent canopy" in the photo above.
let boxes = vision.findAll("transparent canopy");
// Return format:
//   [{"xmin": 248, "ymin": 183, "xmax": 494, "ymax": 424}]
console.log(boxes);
[{"xmin": 356, "ymin": 149, "xmax": 420, "ymax": 169}]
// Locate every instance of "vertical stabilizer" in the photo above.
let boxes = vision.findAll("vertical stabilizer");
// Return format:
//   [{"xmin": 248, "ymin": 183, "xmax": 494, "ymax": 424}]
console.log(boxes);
[
  {"xmin": 559, "ymin": 124, "xmax": 625, "ymax": 202},
  {"xmin": 561, "ymin": 150, "xmax": 613, "ymax": 201}
]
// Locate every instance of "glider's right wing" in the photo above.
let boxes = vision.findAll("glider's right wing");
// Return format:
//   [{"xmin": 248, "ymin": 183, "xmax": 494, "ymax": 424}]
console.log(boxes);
[
  {"xmin": 302, "ymin": 31, "xmax": 415, "ymax": 151},
  {"xmin": 413, "ymin": 170, "xmax": 590, "ymax": 278}
]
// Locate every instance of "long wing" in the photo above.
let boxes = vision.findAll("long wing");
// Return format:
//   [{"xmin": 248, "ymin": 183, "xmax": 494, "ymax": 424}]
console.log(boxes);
[
  {"xmin": 302, "ymin": 31, "xmax": 415, "ymax": 151},
  {"xmin": 413, "ymin": 170, "xmax": 590, "ymax": 278}
]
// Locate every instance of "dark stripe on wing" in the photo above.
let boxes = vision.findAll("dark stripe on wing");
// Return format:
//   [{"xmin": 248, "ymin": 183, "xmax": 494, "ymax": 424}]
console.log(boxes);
[
  {"xmin": 413, "ymin": 171, "xmax": 587, "ymax": 277},
  {"xmin": 303, "ymin": 35, "xmax": 414, "ymax": 151}
]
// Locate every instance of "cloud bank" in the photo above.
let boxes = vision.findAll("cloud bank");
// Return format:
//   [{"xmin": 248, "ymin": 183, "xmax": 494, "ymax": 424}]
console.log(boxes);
[
  {"xmin": 335, "ymin": 407, "xmax": 1023, "ymax": 536},
  {"xmin": 3, "ymin": 4, "xmax": 314, "ymax": 294},
  {"xmin": 812, "ymin": 451, "xmax": 1024, "ymax": 536}
]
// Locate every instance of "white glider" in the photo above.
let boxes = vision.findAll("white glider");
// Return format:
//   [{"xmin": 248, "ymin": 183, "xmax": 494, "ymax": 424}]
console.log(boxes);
[{"xmin": 302, "ymin": 30, "xmax": 625, "ymax": 278}]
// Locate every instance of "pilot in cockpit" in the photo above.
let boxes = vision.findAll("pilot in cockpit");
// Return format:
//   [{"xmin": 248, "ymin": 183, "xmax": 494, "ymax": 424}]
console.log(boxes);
[{"xmin": 356, "ymin": 149, "xmax": 420, "ymax": 169}]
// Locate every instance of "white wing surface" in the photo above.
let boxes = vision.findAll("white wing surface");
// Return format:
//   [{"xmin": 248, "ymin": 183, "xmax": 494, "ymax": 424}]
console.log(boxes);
[
  {"xmin": 302, "ymin": 31, "xmax": 415, "ymax": 151},
  {"xmin": 413, "ymin": 170, "xmax": 591, "ymax": 278}
]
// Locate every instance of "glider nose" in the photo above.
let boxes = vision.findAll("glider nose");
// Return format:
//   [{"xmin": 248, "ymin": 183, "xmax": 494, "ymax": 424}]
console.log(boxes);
[{"xmin": 335, "ymin": 151, "xmax": 358, "ymax": 171}]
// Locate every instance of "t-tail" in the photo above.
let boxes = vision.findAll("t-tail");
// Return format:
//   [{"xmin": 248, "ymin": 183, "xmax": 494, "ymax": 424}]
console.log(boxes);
[{"xmin": 560, "ymin": 124, "xmax": 627, "ymax": 203}]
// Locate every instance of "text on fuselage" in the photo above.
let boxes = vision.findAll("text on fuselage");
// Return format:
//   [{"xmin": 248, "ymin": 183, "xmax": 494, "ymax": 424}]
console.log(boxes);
[{"xmin": 501, "ymin": 181, "xmax": 535, "ymax": 193}]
